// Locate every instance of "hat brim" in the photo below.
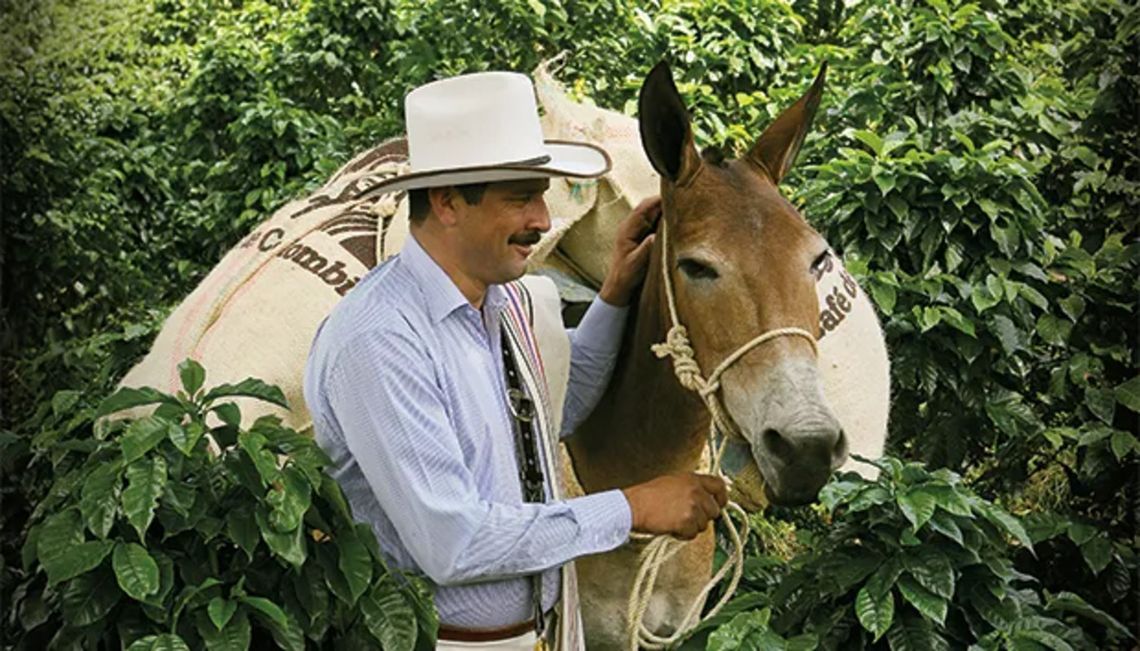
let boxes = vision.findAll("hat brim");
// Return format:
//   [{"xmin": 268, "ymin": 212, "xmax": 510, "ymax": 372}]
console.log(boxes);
[{"xmin": 355, "ymin": 140, "xmax": 611, "ymax": 197}]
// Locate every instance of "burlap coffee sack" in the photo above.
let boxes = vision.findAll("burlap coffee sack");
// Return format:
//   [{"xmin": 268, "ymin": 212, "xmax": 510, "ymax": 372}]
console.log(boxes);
[
  {"xmin": 118, "ymin": 139, "xmax": 413, "ymax": 432},
  {"xmin": 532, "ymin": 64, "xmax": 659, "ymax": 286}
]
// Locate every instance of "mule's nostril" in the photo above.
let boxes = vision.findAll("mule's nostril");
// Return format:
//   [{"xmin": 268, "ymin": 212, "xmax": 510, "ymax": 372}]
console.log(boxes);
[
  {"xmin": 762, "ymin": 428, "xmax": 794, "ymax": 461},
  {"xmin": 832, "ymin": 429, "xmax": 849, "ymax": 468}
]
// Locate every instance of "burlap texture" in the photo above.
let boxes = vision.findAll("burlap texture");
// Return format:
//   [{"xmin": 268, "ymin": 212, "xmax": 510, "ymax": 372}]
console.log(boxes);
[{"xmin": 117, "ymin": 139, "xmax": 412, "ymax": 432}]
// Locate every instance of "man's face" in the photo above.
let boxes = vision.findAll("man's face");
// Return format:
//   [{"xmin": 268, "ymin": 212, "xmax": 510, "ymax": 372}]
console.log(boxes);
[{"xmin": 454, "ymin": 178, "xmax": 551, "ymax": 286}]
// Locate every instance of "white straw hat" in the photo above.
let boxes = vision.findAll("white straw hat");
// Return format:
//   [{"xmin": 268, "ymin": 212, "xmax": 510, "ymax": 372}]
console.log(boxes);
[{"xmin": 359, "ymin": 71, "xmax": 611, "ymax": 196}]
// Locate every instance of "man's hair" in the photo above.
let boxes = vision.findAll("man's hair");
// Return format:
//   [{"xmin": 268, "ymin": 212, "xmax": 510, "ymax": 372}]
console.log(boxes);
[{"xmin": 408, "ymin": 183, "xmax": 489, "ymax": 223}]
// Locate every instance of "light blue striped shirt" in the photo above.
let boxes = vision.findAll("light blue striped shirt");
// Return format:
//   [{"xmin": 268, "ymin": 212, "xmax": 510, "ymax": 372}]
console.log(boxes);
[{"xmin": 302, "ymin": 233, "xmax": 633, "ymax": 628}]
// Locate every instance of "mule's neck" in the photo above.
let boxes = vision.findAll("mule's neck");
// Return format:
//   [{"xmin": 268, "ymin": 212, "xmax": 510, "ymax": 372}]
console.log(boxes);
[{"xmin": 566, "ymin": 225, "xmax": 711, "ymax": 493}]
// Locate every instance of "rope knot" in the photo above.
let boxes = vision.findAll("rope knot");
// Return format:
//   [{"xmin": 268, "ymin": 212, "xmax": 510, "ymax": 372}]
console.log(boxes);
[{"xmin": 651, "ymin": 325, "xmax": 706, "ymax": 392}]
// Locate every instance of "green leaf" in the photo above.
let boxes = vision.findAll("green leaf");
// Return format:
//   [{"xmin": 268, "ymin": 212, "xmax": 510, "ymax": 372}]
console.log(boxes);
[
  {"xmin": 96, "ymin": 386, "xmax": 173, "ymax": 418},
  {"xmin": 126, "ymin": 634, "xmax": 191, "ymax": 651},
  {"xmin": 238, "ymin": 432, "xmax": 281, "ymax": 487},
  {"xmin": 873, "ymin": 166, "xmax": 897, "ymax": 195},
  {"xmin": 195, "ymin": 608, "xmax": 251, "ymax": 651},
  {"xmin": 38, "ymin": 510, "xmax": 114, "ymax": 586},
  {"xmin": 854, "ymin": 129, "xmax": 884, "ymax": 156},
  {"xmin": 937, "ymin": 307, "xmax": 975, "ymax": 336},
  {"xmin": 927, "ymin": 511, "xmax": 964, "ymax": 546},
  {"xmin": 80, "ymin": 460, "xmax": 123, "ymax": 538},
  {"xmin": 226, "ymin": 505, "xmax": 260, "ymax": 560},
  {"xmin": 337, "ymin": 527, "xmax": 373, "ymax": 606},
  {"xmin": 989, "ymin": 315, "xmax": 1025, "ymax": 354},
  {"xmin": 1080, "ymin": 535, "xmax": 1112, "ymax": 574},
  {"xmin": 897, "ymin": 575, "xmax": 948, "ymax": 625},
  {"xmin": 242, "ymin": 596, "xmax": 305, "ymax": 651},
  {"xmin": 316, "ymin": 543, "xmax": 355, "ymax": 606},
  {"xmin": 211, "ymin": 403, "xmax": 242, "ymax": 427},
  {"xmin": 1018, "ymin": 284, "xmax": 1048, "ymax": 311},
  {"xmin": 142, "ymin": 551, "xmax": 175, "ymax": 608},
  {"xmin": 1066, "ymin": 521, "xmax": 1096, "ymax": 545},
  {"xmin": 360, "ymin": 576, "xmax": 418, "ymax": 651},
  {"xmin": 848, "ymin": 485, "xmax": 892, "ymax": 512},
  {"xmin": 856, "ymin": 583, "xmax": 895, "ymax": 641},
  {"xmin": 169, "ymin": 421, "xmax": 206, "ymax": 457},
  {"xmin": 898, "ymin": 488, "xmax": 937, "ymax": 531},
  {"xmin": 971, "ymin": 284, "xmax": 1001, "ymax": 313},
  {"xmin": 61, "ymin": 565, "xmax": 121, "ymax": 627},
  {"xmin": 886, "ymin": 614, "xmax": 943, "ymax": 651},
  {"xmin": 1036, "ymin": 314, "xmax": 1071, "ymax": 346},
  {"xmin": 178, "ymin": 359, "xmax": 206, "ymax": 396},
  {"xmin": 974, "ymin": 502, "xmax": 1034, "ymax": 553},
  {"xmin": 1110, "ymin": 430, "xmax": 1137, "ymax": 460},
  {"xmin": 52, "ymin": 390, "xmax": 83, "ymax": 417},
  {"xmin": 1045, "ymin": 591, "xmax": 1132, "ymax": 638},
  {"xmin": 1114, "ymin": 376, "xmax": 1140, "ymax": 413},
  {"xmin": 122, "ymin": 456, "xmax": 168, "ymax": 540},
  {"xmin": 870, "ymin": 283, "xmax": 897, "ymax": 313},
  {"xmin": 255, "ymin": 507, "xmax": 306, "ymax": 569},
  {"xmin": 707, "ymin": 609, "xmax": 784, "ymax": 650},
  {"xmin": 202, "ymin": 378, "xmax": 288, "ymax": 409},
  {"xmin": 925, "ymin": 485, "xmax": 972, "ymax": 517},
  {"xmin": 121, "ymin": 416, "xmax": 172, "ymax": 464},
  {"xmin": 1058, "ymin": 294, "xmax": 1086, "ymax": 322},
  {"xmin": 905, "ymin": 551, "xmax": 955, "ymax": 599},
  {"xmin": 866, "ymin": 557, "xmax": 904, "ymax": 599},
  {"xmin": 208, "ymin": 597, "xmax": 238, "ymax": 630},
  {"xmin": 268, "ymin": 466, "xmax": 312, "ymax": 532},
  {"xmin": 113, "ymin": 543, "xmax": 160, "ymax": 601},
  {"xmin": 1084, "ymin": 387, "xmax": 1116, "ymax": 424},
  {"xmin": 1010, "ymin": 629, "xmax": 1076, "ymax": 651},
  {"xmin": 819, "ymin": 479, "xmax": 865, "ymax": 511}
]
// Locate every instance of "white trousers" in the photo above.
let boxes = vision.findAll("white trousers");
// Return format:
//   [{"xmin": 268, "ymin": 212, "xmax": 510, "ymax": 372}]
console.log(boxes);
[{"xmin": 436, "ymin": 631, "xmax": 537, "ymax": 650}]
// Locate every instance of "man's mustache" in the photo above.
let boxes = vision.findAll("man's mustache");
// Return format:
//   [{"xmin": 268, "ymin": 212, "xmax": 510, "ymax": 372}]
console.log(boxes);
[{"xmin": 508, "ymin": 231, "xmax": 542, "ymax": 246}]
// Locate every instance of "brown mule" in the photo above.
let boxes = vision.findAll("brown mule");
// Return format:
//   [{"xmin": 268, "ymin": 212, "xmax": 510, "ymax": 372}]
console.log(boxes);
[{"xmin": 566, "ymin": 61, "xmax": 846, "ymax": 649}]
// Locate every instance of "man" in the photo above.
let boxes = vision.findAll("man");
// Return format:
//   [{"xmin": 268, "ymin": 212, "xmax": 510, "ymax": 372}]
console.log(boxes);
[{"xmin": 302, "ymin": 71, "xmax": 726, "ymax": 649}]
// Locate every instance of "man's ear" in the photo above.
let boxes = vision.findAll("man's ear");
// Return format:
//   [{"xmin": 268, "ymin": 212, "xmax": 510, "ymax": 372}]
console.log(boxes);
[
  {"xmin": 746, "ymin": 62, "xmax": 827, "ymax": 184},
  {"xmin": 638, "ymin": 61, "xmax": 702, "ymax": 185},
  {"xmin": 428, "ymin": 186, "xmax": 463, "ymax": 226}
]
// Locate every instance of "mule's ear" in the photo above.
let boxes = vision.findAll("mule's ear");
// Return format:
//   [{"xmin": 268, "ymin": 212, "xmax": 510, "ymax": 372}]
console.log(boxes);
[
  {"xmin": 746, "ymin": 62, "xmax": 827, "ymax": 184},
  {"xmin": 639, "ymin": 61, "xmax": 702, "ymax": 184}
]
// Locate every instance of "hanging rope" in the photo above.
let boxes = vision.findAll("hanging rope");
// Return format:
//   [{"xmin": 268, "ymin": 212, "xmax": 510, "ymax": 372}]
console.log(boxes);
[{"xmin": 625, "ymin": 216, "xmax": 818, "ymax": 650}]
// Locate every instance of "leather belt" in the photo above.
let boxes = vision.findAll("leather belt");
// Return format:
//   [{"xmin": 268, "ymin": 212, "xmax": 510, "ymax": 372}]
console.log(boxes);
[{"xmin": 437, "ymin": 618, "xmax": 536, "ymax": 642}]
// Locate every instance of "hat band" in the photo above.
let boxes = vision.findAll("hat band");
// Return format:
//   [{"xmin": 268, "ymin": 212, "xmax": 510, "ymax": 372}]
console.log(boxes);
[{"xmin": 414, "ymin": 153, "xmax": 552, "ymax": 176}]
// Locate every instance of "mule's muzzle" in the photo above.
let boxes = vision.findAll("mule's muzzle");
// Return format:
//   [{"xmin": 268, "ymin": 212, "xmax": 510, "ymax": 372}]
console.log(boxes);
[{"xmin": 758, "ymin": 420, "xmax": 847, "ymax": 506}]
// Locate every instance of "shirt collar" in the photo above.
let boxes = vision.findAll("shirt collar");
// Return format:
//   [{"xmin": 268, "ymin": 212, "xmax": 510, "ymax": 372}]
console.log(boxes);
[{"xmin": 402, "ymin": 234, "xmax": 508, "ymax": 323}]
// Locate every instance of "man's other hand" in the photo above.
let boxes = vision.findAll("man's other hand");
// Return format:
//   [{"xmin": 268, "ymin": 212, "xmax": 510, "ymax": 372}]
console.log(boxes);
[
  {"xmin": 598, "ymin": 196, "xmax": 662, "ymax": 306},
  {"xmin": 621, "ymin": 472, "xmax": 728, "ymax": 540}
]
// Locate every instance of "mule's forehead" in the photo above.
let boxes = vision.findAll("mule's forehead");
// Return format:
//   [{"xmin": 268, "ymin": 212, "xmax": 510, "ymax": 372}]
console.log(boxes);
[{"xmin": 670, "ymin": 160, "xmax": 818, "ymax": 247}]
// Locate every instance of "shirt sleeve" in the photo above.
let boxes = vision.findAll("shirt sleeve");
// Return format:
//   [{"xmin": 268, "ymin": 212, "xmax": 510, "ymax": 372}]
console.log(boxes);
[
  {"xmin": 560, "ymin": 296, "xmax": 629, "ymax": 436},
  {"xmin": 325, "ymin": 322, "xmax": 631, "ymax": 586}
]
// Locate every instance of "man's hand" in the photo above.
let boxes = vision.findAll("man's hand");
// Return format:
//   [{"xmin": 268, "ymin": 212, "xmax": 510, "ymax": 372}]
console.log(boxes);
[
  {"xmin": 598, "ymin": 196, "xmax": 662, "ymax": 306},
  {"xmin": 621, "ymin": 472, "xmax": 727, "ymax": 540}
]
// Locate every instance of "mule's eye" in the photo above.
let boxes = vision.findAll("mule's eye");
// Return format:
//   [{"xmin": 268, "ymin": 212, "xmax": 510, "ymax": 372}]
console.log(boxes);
[
  {"xmin": 678, "ymin": 258, "xmax": 719, "ymax": 280},
  {"xmin": 810, "ymin": 250, "xmax": 830, "ymax": 272}
]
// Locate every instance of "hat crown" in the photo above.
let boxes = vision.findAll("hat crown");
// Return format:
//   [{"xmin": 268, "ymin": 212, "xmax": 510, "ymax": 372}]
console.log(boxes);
[{"xmin": 405, "ymin": 72, "xmax": 548, "ymax": 173}]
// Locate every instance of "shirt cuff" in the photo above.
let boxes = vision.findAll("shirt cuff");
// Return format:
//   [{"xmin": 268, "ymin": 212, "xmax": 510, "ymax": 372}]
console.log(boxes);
[
  {"xmin": 568, "ymin": 489, "xmax": 632, "ymax": 553},
  {"xmin": 573, "ymin": 297, "xmax": 629, "ymax": 356}
]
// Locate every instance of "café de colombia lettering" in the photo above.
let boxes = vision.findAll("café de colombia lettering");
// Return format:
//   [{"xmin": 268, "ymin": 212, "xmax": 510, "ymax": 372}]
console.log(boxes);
[
  {"xmin": 814, "ymin": 252, "xmax": 860, "ymax": 340},
  {"xmin": 238, "ymin": 227, "xmax": 360, "ymax": 297}
]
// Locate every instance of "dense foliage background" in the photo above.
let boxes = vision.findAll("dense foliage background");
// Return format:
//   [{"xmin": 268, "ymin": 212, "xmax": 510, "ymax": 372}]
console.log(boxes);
[{"xmin": 2, "ymin": 0, "xmax": 1136, "ymax": 648}]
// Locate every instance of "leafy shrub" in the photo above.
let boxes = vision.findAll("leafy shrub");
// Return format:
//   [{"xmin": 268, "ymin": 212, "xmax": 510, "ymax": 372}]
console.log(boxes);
[
  {"xmin": 8, "ymin": 361, "xmax": 436, "ymax": 650},
  {"xmin": 740, "ymin": 458, "xmax": 1129, "ymax": 649}
]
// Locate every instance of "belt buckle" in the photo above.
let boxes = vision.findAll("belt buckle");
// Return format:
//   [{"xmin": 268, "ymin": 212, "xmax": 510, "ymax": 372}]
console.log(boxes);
[{"xmin": 507, "ymin": 387, "xmax": 535, "ymax": 423}]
